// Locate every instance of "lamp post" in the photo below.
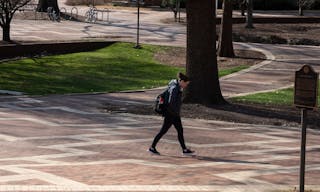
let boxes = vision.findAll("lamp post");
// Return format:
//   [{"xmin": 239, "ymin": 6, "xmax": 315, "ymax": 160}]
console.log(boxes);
[{"xmin": 134, "ymin": 0, "xmax": 141, "ymax": 49}]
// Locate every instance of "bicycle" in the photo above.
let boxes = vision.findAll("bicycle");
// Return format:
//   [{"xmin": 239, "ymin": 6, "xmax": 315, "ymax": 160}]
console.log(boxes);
[
  {"xmin": 47, "ymin": 7, "xmax": 60, "ymax": 22},
  {"xmin": 85, "ymin": 6, "xmax": 97, "ymax": 23}
]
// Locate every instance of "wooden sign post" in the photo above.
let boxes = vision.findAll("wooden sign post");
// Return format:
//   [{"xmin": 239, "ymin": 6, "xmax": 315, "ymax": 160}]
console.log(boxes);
[{"xmin": 294, "ymin": 64, "xmax": 319, "ymax": 192}]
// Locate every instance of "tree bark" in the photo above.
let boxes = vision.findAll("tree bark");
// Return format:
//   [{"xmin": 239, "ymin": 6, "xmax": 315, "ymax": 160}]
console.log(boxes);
[
  {"xmin": 2, "ymin": 24, "xmax": 11, "ymax": 42},
  {"xmin": 184, "ymin": 0, "xmax": 226, "ymax": 105},
  {"xmin": 37, "ymin": 0, "xmax": 60, "ymax": 13},
  {"xmin": 299, "ymin": 5, "xmax": 304, "ymax": 16},
  {"xmin": 37, "ymin": 0, "xmax": 47, "ymax": 12},
  {"xmin": 245, "ymin": 0, "xmax": 254, "ymax": 28},
  {"xmin": 217, "ymin": 0, "xmax": 235, "ymax": 58}
]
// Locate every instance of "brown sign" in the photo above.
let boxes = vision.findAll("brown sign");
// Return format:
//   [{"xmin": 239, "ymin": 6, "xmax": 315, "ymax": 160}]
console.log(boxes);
[{"xmin": 294, "ymin": 65, "xmax": 319, "ymax": 110}]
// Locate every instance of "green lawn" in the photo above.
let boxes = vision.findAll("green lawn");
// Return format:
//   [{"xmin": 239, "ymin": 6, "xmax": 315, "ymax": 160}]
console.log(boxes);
[
  {"xmin": 0, "ymin": 43, "xmax": 183, "ymax": 95},
  {"xmin": 231, "ymin": 83, "xmax": 320, "ymax": 106},
  {"xmin": 0, "ymin": 42, "xmax": 250, "ymax": 95}
]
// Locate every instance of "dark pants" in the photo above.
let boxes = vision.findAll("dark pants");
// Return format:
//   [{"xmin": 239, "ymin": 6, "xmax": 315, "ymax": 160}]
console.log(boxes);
[{"xmin": 151, "ymin": 115, "xmax": 186, "ymax": 150}]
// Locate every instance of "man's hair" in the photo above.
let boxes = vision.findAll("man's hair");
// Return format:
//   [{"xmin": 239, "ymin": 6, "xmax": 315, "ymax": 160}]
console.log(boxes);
[{"xmin": 177, "ymin": 72, "xmax": 189, "ymax": 82}]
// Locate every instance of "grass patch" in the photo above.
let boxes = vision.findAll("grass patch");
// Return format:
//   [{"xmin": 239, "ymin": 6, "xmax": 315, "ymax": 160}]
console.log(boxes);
[
  {"xmin": 0, "ymin": 42, "xmax": 250, "ymax": 95},
  {"xmin": 231, "ymin": 82, "xmax": 320, "ymax": 106}
]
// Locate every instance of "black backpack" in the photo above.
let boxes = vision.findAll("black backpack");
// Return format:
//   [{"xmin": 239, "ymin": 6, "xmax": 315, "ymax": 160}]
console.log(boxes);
[{"xmin": 154, "ymin": 89, "xmax": 170, "ymax": 115}]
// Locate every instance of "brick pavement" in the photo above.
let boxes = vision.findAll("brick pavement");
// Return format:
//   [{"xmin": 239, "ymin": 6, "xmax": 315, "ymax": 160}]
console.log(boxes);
[
  {"xmin": 1, "ymin": 6, "xmax": 320, "ymax": 191},
  {"xmin": 0, "ymin": 94, "xmax": 319, "ymax": 191}
]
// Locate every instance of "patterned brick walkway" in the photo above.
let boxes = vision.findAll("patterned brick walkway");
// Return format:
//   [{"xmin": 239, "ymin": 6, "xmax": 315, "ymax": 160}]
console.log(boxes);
[{"xmin": 0, "ymin": 94, "xmax": 319, "ymax": 191}]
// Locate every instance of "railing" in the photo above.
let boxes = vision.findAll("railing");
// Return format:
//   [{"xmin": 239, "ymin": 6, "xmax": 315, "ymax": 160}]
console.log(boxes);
[
  {"xmin": 60, "ymin": 7, "xmax": 67, "ymax": 16},
  {"xmin": 70, "ymin": 7, "xmax": 78, "ymax": 20}
]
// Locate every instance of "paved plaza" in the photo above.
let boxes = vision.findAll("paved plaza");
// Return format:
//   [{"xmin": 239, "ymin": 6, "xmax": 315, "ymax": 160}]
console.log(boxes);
[{"xmin": 0, "ymin": 94, "xmax": 319, "ymax": 191}]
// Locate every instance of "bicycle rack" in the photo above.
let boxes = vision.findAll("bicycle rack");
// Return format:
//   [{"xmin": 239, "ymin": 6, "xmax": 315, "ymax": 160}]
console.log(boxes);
[
  {"xmin": 97, "ymin": 8, "xmax": 110, "ymax": 23},
  {"xmin": 60, "ymin": 7, "xmax": 67, "ymax": 20},
  {"xmin": 70, "ymin": 7, "xmax": 78, "ymax": 20}
]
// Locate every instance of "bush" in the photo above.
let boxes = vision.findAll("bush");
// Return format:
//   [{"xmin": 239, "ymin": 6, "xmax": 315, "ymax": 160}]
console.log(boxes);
[
  {"xmin": 289, "ymin": 38, "xmax": 320, "ymax": 46},
  {"xmin": 267, "ymin": 35, "xmax": 288, "ymax": 44},
  {"xmin": 232, "ymin": 33, "xmax": 287, "ymax": 44},
  {"xmin": 231, "ymin": 0, "xmax": 320, "ymax": 10},
  {"xmin": 253, "ymin": 0, "xmax": 297, "ymax": 10},
  {"xmin": 65, "ymin": 0, "xmax": 113, "ymax": 6},
  {"xmin": 161, "ymin": 0, "xmax": 186, "ymax": 8}
]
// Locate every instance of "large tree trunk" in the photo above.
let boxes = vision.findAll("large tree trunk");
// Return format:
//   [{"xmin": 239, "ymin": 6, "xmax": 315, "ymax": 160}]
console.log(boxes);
[
  {"xmin": 184, "ymin": 0, "xmax": 226, "ymax": 105},
  {"xmin": 245, "ymin": 0, "xmax": 254, "ymax": 28},
  {"xmin": 37, "ymin": 0, "xmax": 60, "ymax": 13},
  {"xmin": 217, "ymin": 0, "xmax": 235, "ymax": 57},
  {"xmin": 2, "ymin": 24, "xmax": 11, "ymax": 42},
  {"xmin": 299, "ymin": 5, "xmax": 304, "ymax": 16}
]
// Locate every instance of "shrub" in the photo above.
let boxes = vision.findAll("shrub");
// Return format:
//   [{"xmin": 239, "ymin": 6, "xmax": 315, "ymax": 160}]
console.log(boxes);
[
  {"xmin": 232, "ymin": 33, "xmax": 287, "ymax": 44},
  {"xmin": 161, "ymin": 0, "xmax": 186, "ymax": 8},
  {"xmin": 253, "ymin": 0, "xmax": 297, "ymax": 10},
  {"xmin": 65, "ymin": 0, "xmax": 113, "ymax": 6},
  {"xmin": 289, "ymin": 38, "xmax": 320, "ymax": 46}
]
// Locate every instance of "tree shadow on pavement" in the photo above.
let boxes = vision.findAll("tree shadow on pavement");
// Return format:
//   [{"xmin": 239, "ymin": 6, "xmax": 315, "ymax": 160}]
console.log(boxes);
[{"xmin": 195, "ymin": 156, "xmax": 270, "ymax": 165}]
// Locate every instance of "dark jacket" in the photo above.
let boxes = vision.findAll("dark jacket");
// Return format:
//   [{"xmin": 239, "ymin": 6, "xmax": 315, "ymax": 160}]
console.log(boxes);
[{"xmin": 166, "ymin": 79, "xmax": 182, "ymax": 117}]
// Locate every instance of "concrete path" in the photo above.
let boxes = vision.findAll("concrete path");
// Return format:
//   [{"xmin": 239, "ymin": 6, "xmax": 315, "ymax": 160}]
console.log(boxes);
[{"xmin": 222, "ymin": 43, "xmax": 320, "ymax": 97}]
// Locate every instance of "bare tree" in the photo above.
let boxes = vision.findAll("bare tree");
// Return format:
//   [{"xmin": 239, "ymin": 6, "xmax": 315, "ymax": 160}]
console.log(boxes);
[
  {"xmin": 0, "ymin": 0, "xmax": 31, "ymax": 41},
  {"xmin": 184, "ymin": 0, "xmax": 226, "ymax": 105},
  {"xmin": 298, "ymin": 0, "xmax": 315, "ymax": 16},
  {"xmin": 217, "ymin": 0, "xmax": 235, "ymax": 57}
]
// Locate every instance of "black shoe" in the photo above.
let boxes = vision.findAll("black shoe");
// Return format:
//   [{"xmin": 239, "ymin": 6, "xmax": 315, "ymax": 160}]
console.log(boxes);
[
  {"xmin": 183, "ymin": 148, "xmax": 195, "ymax": 155},
  {"xmin": 148, "ymin": 147, "xmax": 160, "ymax": 155}
]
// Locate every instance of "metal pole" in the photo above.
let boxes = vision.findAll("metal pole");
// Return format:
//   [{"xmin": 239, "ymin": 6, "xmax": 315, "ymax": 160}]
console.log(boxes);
[
  {"xmin": 299, "ymin": 109, "xmax": 307, "ymax": 192},
  {"xmin": 134, "ymin": 0, "xmax": 141, "ymax": 49}
]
